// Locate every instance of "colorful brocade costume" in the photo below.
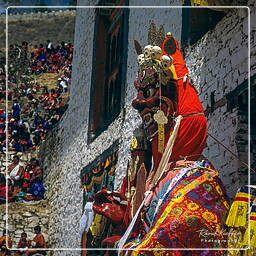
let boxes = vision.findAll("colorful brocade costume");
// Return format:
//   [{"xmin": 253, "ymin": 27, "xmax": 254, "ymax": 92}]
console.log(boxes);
[{"xmin": 123, "ymin": 162, "xmax": 229, "ymax": 256}]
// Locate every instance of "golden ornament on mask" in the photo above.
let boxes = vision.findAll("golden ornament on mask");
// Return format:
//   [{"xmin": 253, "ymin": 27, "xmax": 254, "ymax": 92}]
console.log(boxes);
[
  {"xmin": 130, "ymin": 137, "xmax": 138, "ymax": 150},
  {"xmin": 154, "ymin": 110, "xmax": 168, "ymax": 153}
]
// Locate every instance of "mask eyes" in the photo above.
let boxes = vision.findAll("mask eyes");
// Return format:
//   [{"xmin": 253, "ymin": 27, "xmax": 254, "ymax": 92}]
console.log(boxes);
[{"xmin": 143, "ymin": 89, "xmax": 150, "ymax": 98}]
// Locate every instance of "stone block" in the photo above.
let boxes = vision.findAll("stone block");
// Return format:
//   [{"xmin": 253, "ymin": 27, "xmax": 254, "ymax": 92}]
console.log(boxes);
[{"xmin": 22, "ymin": 212, "xmax": 32, "ymax": 217}]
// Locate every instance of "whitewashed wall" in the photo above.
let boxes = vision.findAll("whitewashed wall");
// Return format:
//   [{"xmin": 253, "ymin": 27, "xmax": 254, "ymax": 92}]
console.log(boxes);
[{"xmin": 185, "ymin": 5, "xmax": 253, "ymax": 196}]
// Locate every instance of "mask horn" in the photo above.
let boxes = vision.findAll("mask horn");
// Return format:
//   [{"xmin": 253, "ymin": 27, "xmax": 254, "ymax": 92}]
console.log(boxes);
[{"xmin": 134, "ymin": 40, "xmax": 143, "ymax": 55}]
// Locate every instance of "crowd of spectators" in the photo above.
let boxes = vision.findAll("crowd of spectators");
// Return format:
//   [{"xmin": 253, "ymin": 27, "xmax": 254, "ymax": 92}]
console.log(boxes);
[
  {"xmin": 0, "ymin": 40, "xmax": 72, "ymax": 153},
  {"xmin": 0, "ymin": 40, "xmax": 73, "ymax": 204},
  {"xmin": 8, "ymin": 40, "xmax": 73, "ymax": 78}
]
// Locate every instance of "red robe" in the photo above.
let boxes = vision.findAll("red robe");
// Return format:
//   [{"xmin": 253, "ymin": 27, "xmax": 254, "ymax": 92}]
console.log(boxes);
[
  {"xmin": 30, "ymin": 166, "xmax": 43, "ymax": 184},
  {"xmin": 17, "ymin": 239, "xmax": 30, "ymax": 249},
  {"xmin": 26, "ymin": 233, "xmax": 46, "ymax": 255},
  {"xmin": 162, "ymin": 36, "xmax": 208, "ymax": 161},
  {"xmin": 32, "ymin": 233, "xmax": 46, "ymax": 248},
  {"xmin": 0, "ymin": 235, "xmax": 12, "ymax": 256}
]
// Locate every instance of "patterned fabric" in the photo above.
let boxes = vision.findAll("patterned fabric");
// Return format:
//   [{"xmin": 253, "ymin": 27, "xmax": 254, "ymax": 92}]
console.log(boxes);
[
  {"xmin": 226, "ymin": 198, "xmax": 256, "ymax": 256},
  {"xmin": 225, "ymin": 186, "xmax": 256, "ymax": 228},
  {"xmin": 82, "ymin": 152, "xmax": 118, "ymax": 192},
  {"xmin": 123, "ymin": 162, "xmax": 229, "ymax": 256},
  {"xmin": 29, "ymin": 183, "xmax": 45, "ymax": 198}
]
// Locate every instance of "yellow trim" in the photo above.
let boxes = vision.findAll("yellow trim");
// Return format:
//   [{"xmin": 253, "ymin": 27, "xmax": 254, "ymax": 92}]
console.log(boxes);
[
  {"xmin": 169, "ymin": 64, "xmax": 178, "ymax": 80},
  {"xmin": 190, "ymin": 0, "xmax": 209, "ymax": 6},
  {"xmin": 235, "ymin": 192, "xmax": 255, "ymax": 199}
]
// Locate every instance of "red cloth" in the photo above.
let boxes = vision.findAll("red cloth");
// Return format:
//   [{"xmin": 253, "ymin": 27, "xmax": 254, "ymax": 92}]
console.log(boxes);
[
  {"xmin": 161, "ymin": 36, "xmax": 204, "ymax": 116},
  {"xmin": 102, "ymin": 235, "xmax": 121, "ymax": 248},
  {"xmin": 151, "ymin": 115, "xmax": 207, "ymax": 164},
  {"xmin": 163, "ymin": 37, "xmax": 204, "ymax": 116},
  {"xmin": 176, "ymin": 78, "xmax": 204, "ymax": 116},
  {"xmin": 159, "ymin": 36, "xmax": 207, "ymax": 161},
  {"xmin": 162, "ymin": 37, "xmax": 188, "ymax": 78},
  {"xmin": 18, "ymin": 239, "xmax": 30, "ymax": 249},
  {"xmin": 170, "ymin": 115, "xmax": 208, "ymax": 161},
  {"xmin": 30, "ymin": 166, "xmax": 43, "ymax": 184}
]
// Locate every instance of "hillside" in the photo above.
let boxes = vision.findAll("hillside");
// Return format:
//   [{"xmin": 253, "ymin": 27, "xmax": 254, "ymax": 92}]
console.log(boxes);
[{"xmin": 0, "ymin": 10, "xmax": 76, "ymax": 48}]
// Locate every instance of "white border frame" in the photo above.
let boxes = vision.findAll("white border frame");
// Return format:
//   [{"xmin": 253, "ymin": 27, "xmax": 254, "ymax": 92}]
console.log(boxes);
[{"xmin": 4, "ymin": 4, "xmax": 251, "ymax": 252}]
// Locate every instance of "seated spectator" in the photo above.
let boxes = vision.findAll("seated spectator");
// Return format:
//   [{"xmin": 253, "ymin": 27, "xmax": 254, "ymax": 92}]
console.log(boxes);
[
  {"xmin": 12, "ymin": 101, "xmax": 21, "ymax": 120},
  {"xmin": 50, "ymin": 111, "xmax": 60, "ymax": 127},
  {"xmin": 45, "ymin": 40, "xmax": 53, "ymax": 54},
  {"xmin": 31, "ymin": 45, "xmax": 38, "ymax": 58},
  {"xmin": 6, "ymin": 155, "xmax": 24, "ymax": 197},
  {"xmin": 33, "ymin": 125, "xmax": 44, "ymax": 146},
  {"xmin": 16, "ymin": 232, "xmax": 30, "ymax": 256},
  {"xmin": 21, "ymin": 164, "xmax": 31, "ymax": 192},
  {"xmin": 0, "ymin": 117, "xmax": 5, "ymax": 130},
  {"xmin": 0, "ymin": 229, "xmax": 12, "ymax": 256},
  {"xmin": 23, "ymin": 159, "xmax": 45, "ymax": 201},
  {"xmin": 37, "ymin": 44, "xmax": 45, "ymax": 54},
  {"xmin": 12, "ymin": 139, "xmax": 22, "ymax": 152},
  {"xmin": 7, "ymin": 156, "xmax": 24, "ymax": 185},
  {"xmin": 0, "ymin": 174, "xmax": 10, "ymax": 204},
  {"xmin": 42, "ymin": 115, "xmax": 51, "ymax": 131},
  {"xmin": 26, "ymin": 226, "xmax": 46, "ymax": 256},
  {"xmin": 27, "ymin": 158, "xmax": 43, "ymax": 185},
  {"xmin": 59, "ymin": 79, "xmax": 68, "ymax": 93},
  {"xmin": 19, "ymin": 125, "xmax": 33, "ymax": 152}
]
